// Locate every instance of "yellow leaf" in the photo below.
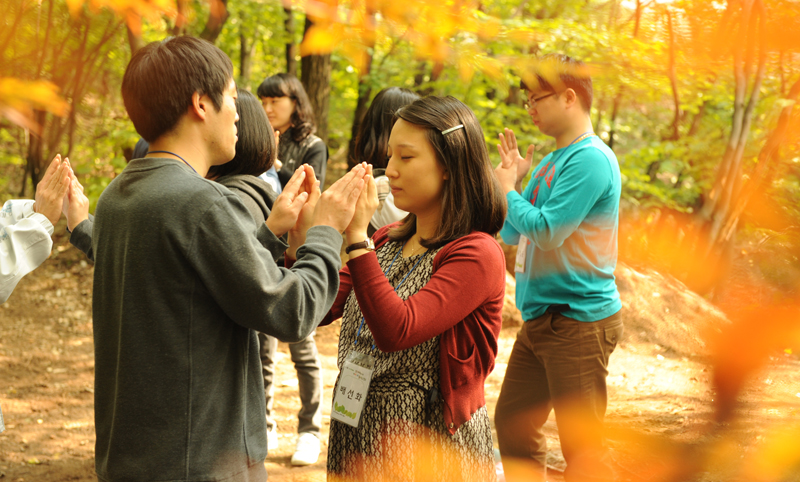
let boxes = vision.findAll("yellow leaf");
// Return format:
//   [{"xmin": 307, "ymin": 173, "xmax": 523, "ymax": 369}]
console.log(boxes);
[
  {"xmin": 476, "ymin": 17, "xmax": 502, "ymax": 40},
  {"xmin": 300, "ymin": 25, "xmax": 343, "ymax": 56},
  {"xmin": 0, "ymin": 78, "xmax": 70, "ymax": 117},
  {"xmin": 507, "ymin": 28, "xmax": 539, "ymax": 45},
  {"xmin": 339, "ymin": 42, "xmax": 370, "ymax": 73},
  {"xmin": 457, "ymin": 56, "xmax": 474, "ymax": 82},
  {"xmin": 742, "ymin": 424, "xmax": 800, "ymax": 481}
]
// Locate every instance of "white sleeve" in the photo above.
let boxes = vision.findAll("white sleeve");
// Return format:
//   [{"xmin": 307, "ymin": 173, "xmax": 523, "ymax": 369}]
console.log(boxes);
[{"xmin": 0, "ymin": 200, "xmax": 54, "ymax": 303}]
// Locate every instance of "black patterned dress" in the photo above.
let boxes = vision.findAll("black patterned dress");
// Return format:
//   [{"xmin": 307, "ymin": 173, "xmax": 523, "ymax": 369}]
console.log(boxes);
[{"xmin": 327, "ymin": 240, "xmax": 496, "ymax": 482}]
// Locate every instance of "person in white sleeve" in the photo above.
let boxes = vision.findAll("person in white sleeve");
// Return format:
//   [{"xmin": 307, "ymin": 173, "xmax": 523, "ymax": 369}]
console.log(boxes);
[{"xmin": 1, "ymin": 154, "xmax": 70, "ymax": 304}]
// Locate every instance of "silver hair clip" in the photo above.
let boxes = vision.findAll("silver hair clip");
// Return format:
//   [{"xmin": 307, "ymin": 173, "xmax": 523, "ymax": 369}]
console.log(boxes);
[{"xmin": 441, "ymin": 124, "xmax": 464, "ymax": 135}]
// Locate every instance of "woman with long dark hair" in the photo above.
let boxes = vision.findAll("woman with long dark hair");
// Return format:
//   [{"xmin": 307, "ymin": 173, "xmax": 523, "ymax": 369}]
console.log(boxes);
[
  {"xmin": 322, "ymin": 96, "xmax": 507, "ymax": 481},
  {"xmin": 257, "ymin": 73, "xmax": 329, "ymax": 189},
  {"xmin": 351, "ymin": 87, "xmax": 420, "ymax": 234}
]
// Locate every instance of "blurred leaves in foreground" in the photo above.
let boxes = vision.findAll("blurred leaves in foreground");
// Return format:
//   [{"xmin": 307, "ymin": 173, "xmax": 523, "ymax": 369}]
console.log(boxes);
[{"xmin": 0, "ymin": 78, "xmax": 69, "ymax": 134}]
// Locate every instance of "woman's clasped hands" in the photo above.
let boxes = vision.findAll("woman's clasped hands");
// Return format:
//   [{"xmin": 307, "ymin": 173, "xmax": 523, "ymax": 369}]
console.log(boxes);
[
  {"xmin": 344, "ymin": 163, "xmax": 379, "ymax": 257},
  {"xmin": 274, "ymin": 162, "xmax": 379, "ymax": 260}
]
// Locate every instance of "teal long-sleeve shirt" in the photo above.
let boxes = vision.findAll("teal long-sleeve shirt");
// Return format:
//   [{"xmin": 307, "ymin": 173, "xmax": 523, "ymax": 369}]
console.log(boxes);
[{"xmin": 499, "ymin": 136, "xmax": 622, "ymax": 322}]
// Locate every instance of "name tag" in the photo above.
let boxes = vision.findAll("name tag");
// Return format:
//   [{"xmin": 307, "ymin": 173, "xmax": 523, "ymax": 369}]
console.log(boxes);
[
  {"xmin": 331, "ymin": 351, "xmax": 375, "ymax": 428},
  {"xmin": 515, "ymin": 236, "xmax": 529, "ymax": 273}
]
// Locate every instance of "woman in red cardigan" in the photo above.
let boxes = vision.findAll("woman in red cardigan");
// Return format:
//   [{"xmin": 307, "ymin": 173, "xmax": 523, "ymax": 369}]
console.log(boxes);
[{"xmin": 322, "ymin": 96, "xmax": 508, "ymax": 481}]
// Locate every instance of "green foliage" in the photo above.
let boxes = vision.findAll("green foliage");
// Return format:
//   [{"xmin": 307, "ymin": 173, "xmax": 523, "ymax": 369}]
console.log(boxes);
[{"xmin": 1, "ymin": 0, "xmax": 799, "ymax": 243}]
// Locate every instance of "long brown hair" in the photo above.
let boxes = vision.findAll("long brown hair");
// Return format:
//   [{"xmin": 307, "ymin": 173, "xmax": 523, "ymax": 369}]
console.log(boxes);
[{"xmin": 388, "ymin": 96, "xmax": 507, "ymax": 248}]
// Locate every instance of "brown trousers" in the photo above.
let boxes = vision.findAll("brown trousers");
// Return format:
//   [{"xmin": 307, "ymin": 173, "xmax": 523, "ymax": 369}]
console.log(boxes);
[{"xmin": 495, "ymin": 310, "xmax": 623, "ymax": 482}]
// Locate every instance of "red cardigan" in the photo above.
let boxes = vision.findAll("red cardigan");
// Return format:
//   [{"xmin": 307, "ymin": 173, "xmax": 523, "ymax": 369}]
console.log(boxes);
[{"xmin": 321, "ymin": 226, "xmax": 506, "ymax": 434}]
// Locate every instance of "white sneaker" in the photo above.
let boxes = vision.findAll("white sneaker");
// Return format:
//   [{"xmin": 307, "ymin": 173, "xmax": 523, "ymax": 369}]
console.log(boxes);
[
  {"xmin": 267, "ymin": 426, "xmax": 278, "ymax": 451},
  {"xmin": 291, "ymin": 432, "xmax": 320, "ymax": 466}
]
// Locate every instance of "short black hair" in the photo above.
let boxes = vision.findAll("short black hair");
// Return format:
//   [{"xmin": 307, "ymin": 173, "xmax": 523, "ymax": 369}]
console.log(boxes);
[
  {"xmin": 520, "ymin": 54, "xmax": 593, "ymax": 111},
  {"xmin": 207, "ymin": 90, "xmax": 276, "ymax": 179},
  {"xmin": 353, "ymin": 87, "xmax": 420, "ymax": 169},
  {"xmin": 121, "ymin": 36, "xmax": 233, "ymax": 143},
  {"xmin": 256, "ymin": 73, "xmax": 316, "ymax": 143}
]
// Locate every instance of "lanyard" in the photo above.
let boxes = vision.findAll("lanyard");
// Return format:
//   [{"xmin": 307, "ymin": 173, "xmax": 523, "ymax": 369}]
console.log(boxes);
[
  {"xmin": 354, "ymin": 241, "xmax": 429, "ymax": 349},
  {"xmin": 147, "ymin": 150, "xmax": 198, "ymax": 175},
  {"xmin": 529, "ymin": 131, "xmax": 595, "ymax": 204}
]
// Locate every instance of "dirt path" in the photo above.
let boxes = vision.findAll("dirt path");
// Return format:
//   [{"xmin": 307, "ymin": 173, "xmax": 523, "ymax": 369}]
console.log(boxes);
[{"xmin": 2, "ymin": 231, "xmax": 799, "ymax": 481}]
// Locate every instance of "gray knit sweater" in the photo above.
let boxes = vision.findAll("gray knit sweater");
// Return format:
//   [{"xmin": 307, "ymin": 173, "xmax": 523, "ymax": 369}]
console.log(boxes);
[{"xmin": 70, "ymin": 158, "xmax": 342, "ymax": 482}]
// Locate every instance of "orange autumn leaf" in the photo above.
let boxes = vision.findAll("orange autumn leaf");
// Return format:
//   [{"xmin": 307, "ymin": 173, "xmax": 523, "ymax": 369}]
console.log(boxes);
[
  {"xmin": 0, "ymin": 78, "xmax": 70, "ymax": 134},
  {"xmin": 65, "ymin": 0, "xmax": 177, "ymax": 34},
  {"xmin": 741, "ymin": 423, "xmax": 800, "ymax": 482},
  {"xmin": 300, "ymin": 24, "xmax": 345, "ymax": 56}
]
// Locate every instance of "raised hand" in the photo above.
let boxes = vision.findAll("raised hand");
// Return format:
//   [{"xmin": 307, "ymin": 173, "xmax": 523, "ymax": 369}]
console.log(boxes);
[
  {"xmin": 66, "ymin": 171, "xmax": 90, "ymax": 232},
  {"xmin": 496, "ymin": 128, "xmax": 535, "ymax": 193},
  {"xmin": 345, "ymin": 163, "xmax": 378, "ymax": 246},
  {"xmin": 497, "ymin": 128, "xmax": 536, "ymax": 191},
  {"xmin": 286, "ymin": 165, "xmax": 321, "ymax": 259},
  {"xmin": 266, "ymin": 166, "xmax": 310, "ymax": 237},
  {"xmin": 311, "ymin": 164, "xmax": 367, "ymax": 233},
  {"xmin": 34, "ymin": 154, "xmax": 70, "ymax": 226}
]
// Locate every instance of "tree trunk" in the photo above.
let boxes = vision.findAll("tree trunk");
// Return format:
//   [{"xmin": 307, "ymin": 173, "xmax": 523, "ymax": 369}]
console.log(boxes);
[
  {"xmin": 300, "ymin": 17, "xmax": 332, "ymax": 143},
  {"xmin": 239, "ymin": 31, "xmax": 254, "ymax": 87},
  {"xmin": 608, "ymin": 88, "xmax": 623, "ymax": 150},
  {"xmin": 126, "ymin": 24, "xmax": 144, "ymax": 55},
  {"xmin": 284, "ymin": 3, "xmax": 297, "ymax": 76},
  {"xmin": 24, "ymin": 110, "xmax": 47, "ymax": 197},
  {"xmin": 608, "ymin": 0, "xmax": 641, "ymax": 149},
  {"xmin": 687, "ymin": 101, "xmax": 707, "ymax": 137},
  {"xmin": 413, "ymin": 60, "xmax": 426, "ymax": 88},
  {"xmin": 171, "ymin": 0, "xmax": 189, "ymax": 36},
  {"xmin": 665, "ymin": 7, "xmax": 681, "ymax": 141},
  {"xmin": 719, "ymin": 76, "xmax": 800, "ymax": 243},
  {"xmin": 680, "ymin": 0, "xmax": 767, "ymax": 292},
  {"xmin": 414, "ymin": 60, "xmax": 444, "ymax": 96},
  {"xmin": 697, "ymin": 0, "xmax": 766, "ymax": 253},
  {"xmin": 199, "ymin": 0, "xmax": 229, "ymax": 44}
]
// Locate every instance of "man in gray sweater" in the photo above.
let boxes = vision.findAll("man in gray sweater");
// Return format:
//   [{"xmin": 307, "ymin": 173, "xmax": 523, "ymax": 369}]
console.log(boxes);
[{"xmin": 65, "ymin": 36, "xmax": 366, "ymax": 482}]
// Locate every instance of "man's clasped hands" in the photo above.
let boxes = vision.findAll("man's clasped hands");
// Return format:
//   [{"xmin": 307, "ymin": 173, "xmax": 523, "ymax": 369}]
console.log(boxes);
[
  {"xmin": 36, "ymin": 154, "xmax": 378, "ymax": 257},
  {"xmin": 32, "ymin": 154, "xmax": 89, "ymax": 232}
]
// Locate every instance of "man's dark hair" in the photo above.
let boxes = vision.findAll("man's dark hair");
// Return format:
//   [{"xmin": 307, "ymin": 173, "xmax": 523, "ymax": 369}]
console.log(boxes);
[
  {"xmin": 121, "ymin": 36, "xmax": 233, "ymax": 143},
  {"xmin": 207, "ymin": 90, "xmax": 276, "ymax": 179},
  {"xmin": 256, "ymin": 73, "xmax": 316, "ymax": 143},
  {"xmin": 520, "ymin": 54, "xmax": 593, "ymax": 112},
  {"xmin": 353, "ymin": 87, "xmax": 420, "ymax": 169},
  {"xmin": 389, "ymin": 96, "xmax": 507, "ymax": 249}
]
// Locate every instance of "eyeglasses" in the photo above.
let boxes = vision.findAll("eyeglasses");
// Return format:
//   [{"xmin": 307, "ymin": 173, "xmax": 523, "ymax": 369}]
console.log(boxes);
[{"xmin": 522, "ymin": 92, "xmax": 557, "ymax": 110}]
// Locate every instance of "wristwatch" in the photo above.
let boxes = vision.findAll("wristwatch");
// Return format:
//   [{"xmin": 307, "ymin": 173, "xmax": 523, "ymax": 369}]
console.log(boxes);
[{"xmin": 345, "ymin": 238, "xmax": 375, "ymax": 254}]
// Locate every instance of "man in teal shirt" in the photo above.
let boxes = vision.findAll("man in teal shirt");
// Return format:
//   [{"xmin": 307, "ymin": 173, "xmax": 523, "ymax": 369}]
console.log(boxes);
[{"xmin": 494, "ymin": 54, "xmax": 623, "ymax": 482}]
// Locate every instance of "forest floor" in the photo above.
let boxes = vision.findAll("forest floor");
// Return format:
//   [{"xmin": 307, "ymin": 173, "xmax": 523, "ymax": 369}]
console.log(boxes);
[{"xmin": 2, "ymin": 220, "xmax": 800, "ymax": 482}]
